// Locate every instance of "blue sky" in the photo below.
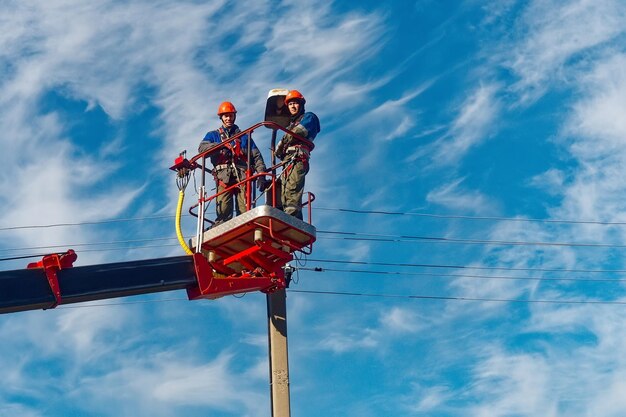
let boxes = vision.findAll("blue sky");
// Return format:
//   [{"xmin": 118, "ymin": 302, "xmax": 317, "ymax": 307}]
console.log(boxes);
[{"xmin": 2, "ymin": 0, "xmax": 626, "ymax": 416}]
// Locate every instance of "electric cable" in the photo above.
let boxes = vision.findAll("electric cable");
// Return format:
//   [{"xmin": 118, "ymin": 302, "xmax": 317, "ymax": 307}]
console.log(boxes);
[
  {"xmin": 298, "ymin": 267, "xmax": 626, "ymax": 283},
  {"xmin": 57, "ymin": 288, "xmax": 626, "ymax": 307},
  {"xmin": 5, "ymin": 228, "xmax": 626, "ymax": 255},
  {"xmin": 3, "ymin": 248, "xmax": 626, "ymax": 277},
  {"xmin": 174, "ymin": 165, "xmax": 193, "ymax": 255},
  {"xmin": 0, "ymin": 244, "xmax": 184, "ymax": 262},
  {"xmin": 0, "ymin": 214, "xmax": 175, "ymax": 232},
  {"xmin": 0, "ymin": 237, "xmax": 178, "ymax": 253},
  {"xmin": 288, "ymin": 289, "xmax": 626, "ymax": 305},
  {"xmin": 0, "ymin": 253, "xmax": 65, "ymax": 262},
  {"xmin": 316, "ymin": 207, "xmax": 626, "ymax": 226},
  {"xmin": 317, "ymin": 230, "xmax": 626, "ymax": 249},
  {"xmin": 44, "ymin": 289, "xmax": 626, "ymax": 309},
  {"xmin": 5, "ymin": 205, "xmax": 626, "ymax": 233},
  {"xmin": 175, "ymin": 190, "xmax": 193, "ymax": 255},
  {"xmin": 307, "ymin": 258, "xmax": 626, "ymax": 274}
]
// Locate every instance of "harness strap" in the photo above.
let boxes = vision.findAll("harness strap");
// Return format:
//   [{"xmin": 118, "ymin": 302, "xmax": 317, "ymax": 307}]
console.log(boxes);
[
  {"xmin": 285, "ymin": 114, "xmax": 312, "ymax": 153},
  {"xmin": 286, "ymin": 145, "xmax": 310, "ymax": 156},
  {"xmin": 218, "ymin": 127, "xmax": 245, "ymax": 160},
  {"xmin": 214, "ymin": 163, "xmax": 246, "ymax": 171},
  {"xmin": 286, "ymin": 114, "xmax": 305, "ymax": 131}
]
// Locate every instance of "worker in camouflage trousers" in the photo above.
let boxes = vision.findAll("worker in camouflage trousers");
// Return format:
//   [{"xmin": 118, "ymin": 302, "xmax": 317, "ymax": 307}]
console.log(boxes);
[
  {"xmin": 275, "ymin": 90, "xmax": 321, "ymax": 220},
  {"xmin": 198, "ymin": 101, "xmax": 268, "ymax": 225}
]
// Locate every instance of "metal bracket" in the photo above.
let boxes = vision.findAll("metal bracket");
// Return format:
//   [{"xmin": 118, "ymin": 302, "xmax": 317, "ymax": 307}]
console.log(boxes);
[
  {"xmin": 26, "ymin": 249, "xmax": 78, "ymax": 309},
  {"xmin": 169, "ymin": 152, "xmax": 198, "ymax": 172},
  {"xmin": 283, "ymin": 264, "xmax": 294, "ymax": 288},
  {"xmin": 187, "ymin": 253, "xmax": 287, "ymax": 301}
]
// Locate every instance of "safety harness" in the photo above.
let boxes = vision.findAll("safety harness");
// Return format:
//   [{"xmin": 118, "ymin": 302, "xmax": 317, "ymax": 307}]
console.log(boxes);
[
  {"xmin": 214, "ymin": 126, "xmax": 247, "ymax": 187},
  {"xmin": 281, "ymin": 114, "xmax": 312, "ymax": 179}
]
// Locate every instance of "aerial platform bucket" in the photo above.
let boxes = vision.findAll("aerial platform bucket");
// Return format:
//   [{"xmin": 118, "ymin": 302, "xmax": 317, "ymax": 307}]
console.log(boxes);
[{"xmin": 186, "ymin": 205, "xmax": 316, "ymax": 300}]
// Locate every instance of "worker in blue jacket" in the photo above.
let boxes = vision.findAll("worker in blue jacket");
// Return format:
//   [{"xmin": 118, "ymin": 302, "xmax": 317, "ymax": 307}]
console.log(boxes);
[
  {"xmin": 198, "ymin": 101, "xmax": 268, "ymax": 225},
  {"xmin": 275, "ymin": 90, "xmax": 321, "ymax": 220}
]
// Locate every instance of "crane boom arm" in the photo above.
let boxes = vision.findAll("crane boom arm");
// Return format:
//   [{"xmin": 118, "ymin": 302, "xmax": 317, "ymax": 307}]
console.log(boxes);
[{"xmin": 0, "ymin": 256, "xmax": 196, "ymax": 314}]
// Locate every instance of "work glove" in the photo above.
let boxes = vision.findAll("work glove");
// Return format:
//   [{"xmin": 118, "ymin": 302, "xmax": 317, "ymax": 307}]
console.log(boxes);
[
  {"xmin": 275, "ymin": 138, "xmax": 288, "ymax": 160},
  {"xmin": 257, "ymin": 176, "xmax": 270, "ymax": 192}
]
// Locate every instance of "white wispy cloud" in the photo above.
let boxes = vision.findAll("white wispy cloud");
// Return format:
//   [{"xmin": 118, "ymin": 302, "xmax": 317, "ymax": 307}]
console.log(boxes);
[
  {"xmin": 383, "ymin": 306, "xmax": 423, "ymax": 334},
  {"xmin": 347, "ymin": 84, "xmax": 431, "ymax": 143},
  {"xmin": 301, "ymin": 304, "xmax": 433, "ymax": 356},
  {"xmin": 505, "ymin": 0, "xmax": 626, "ymax": 103},
  {"xmin": 317, "ymin": 330, "xmax": 379, "ymax": 354},
  {"xmin": 567, "ymin": 53, "xmax": 626, "ymax": 156},
  {"xmin": 469, "ymin": 349, "xmax": 559, "ymax": 417},
  {"xmin": 0, "ymin": 404, "xmax": 42, "ymax": 417},
  {"xmin": 75, "ymin": 351, "xmax": 267, "ymax": 416},
  {"xmin": 405, "ymin": 384, "xmax": 452, "ymax": 413},
  {"xmin": 426, "ymin": 177, "xmax": 498, "ymax": 214},
  {"xmin": 433, "ymin": 3, "xmax": 626, "ymax": 413},
  {"xmin": 55, "ymin": 306, "xmax": 133, "ymax": 358},
  {"xmin": 0, "ymin": 305, "xmax": 268, "ymax": 416},
  {"xmin": 457, "ymin": 302, "xmax": 626, "ymax": 416},
  {"xmin": 412, "ymin": 82, "xmax": 500, "ymax": 168},
  {"xmin": 542, "ymin": 52, "xmax": 626, "ymax": 241},
  {"xmin": 528, "ymin": 168, "xmax": 567, "ymax": 196}
]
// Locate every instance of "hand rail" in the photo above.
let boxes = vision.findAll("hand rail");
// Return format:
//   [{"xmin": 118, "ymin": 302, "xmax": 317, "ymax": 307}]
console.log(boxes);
[{"xmin": 190, "ymin": 121, "xmax": 314, "ymax": 165}]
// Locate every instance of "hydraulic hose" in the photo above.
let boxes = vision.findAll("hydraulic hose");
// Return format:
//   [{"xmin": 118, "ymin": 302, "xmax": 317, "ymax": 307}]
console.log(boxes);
[{"xmin": 176, "ymin": 190, "xmax": 193, "ymax": 255}]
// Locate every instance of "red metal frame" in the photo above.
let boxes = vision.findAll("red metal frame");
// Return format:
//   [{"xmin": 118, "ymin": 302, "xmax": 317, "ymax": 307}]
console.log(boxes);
[
  {"xmin": 178, "ymin": 121, "xmax": 316, "ymax": 224},
  {"xmin": 170, "ymin": 152, "xmax": 199, "ymax": 172},
  {"xmin": 185, "ymin": 217, "xmax": 307, "ymax": 300},
  {"xmin": 26, "ymin": 249, "xmax": 78, "ymax": 308},
  {"xmin": 189, "ymin": 121, "xmax": 315, "ymax": 165},
  {"xmin": 187, "ymin": 252, "xmax": 288, "ymax": 300},
  {"xmin": 194, "ymin": 171, "xmax": 275, "ymax": 211}
]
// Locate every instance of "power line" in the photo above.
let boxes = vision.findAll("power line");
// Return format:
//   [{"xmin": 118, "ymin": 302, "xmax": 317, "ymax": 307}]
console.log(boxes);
[
  {"xmin": 307, "ymin": 258, "xmax": 626, "ymax": 274},
  {"xmin": 3, "ymin": 228, "xmax": 626, "ymax": 256},
  {"xmin": 298, "ymin": 267, "xmax": 626, "ymax": 283},
  {"xmin": 4, "ymin": 250, "xmax": 625, "ymax": 277},
  {"xmin": 0, "ymin": 244, "xmax": 184, "ymax": 265},
  {"xmin": 316, "ymin": 207, "xmax": 626, "ymax": 226},
  {"xmin": 0, "ymin": 253, "xmax": 62, "ymax": 262},
  {"xmin": 318, "ymin": 230, "xmax": 626, "ymax": 249},
  {"xmin": 76, "ymin": 244, "xmax": 181, "ymax": 253},
  {"xmin": 0, "ymin": 214, "xmax": 175, "ymax": 232},
  {"xmin": 3, "ymin": 206, "xmax": 626, "ymax": 234},
  {"xmin": 36, "ymin": 289, "xmax": 626, "ymax": 309},
  {"xmin": 0, "ymin": 236, "xmax": 178, "ymax": 253},
  {"xmin": 288, "ymin": 289, "xmax": 626, "ymax": 305}
]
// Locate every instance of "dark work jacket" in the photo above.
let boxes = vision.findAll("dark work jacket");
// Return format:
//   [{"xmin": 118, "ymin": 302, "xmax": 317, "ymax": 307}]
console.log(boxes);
[
  {"xmin": 276, "ymin": 111, "xmax": 321, "ymax": 160},
  {"xmin": 198, "ymin": 124, "xmax": 267, "ymax": 183}
]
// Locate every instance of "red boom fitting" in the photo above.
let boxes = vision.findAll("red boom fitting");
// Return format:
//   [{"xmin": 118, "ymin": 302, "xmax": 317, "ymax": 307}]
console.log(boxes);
[
  {"xmin": 187, "ymin": 252, "xmax": 287, "ymax": 300},
  {"xmin": 27, "ymin": 249, "xmax": 78, "ymax": 309}
]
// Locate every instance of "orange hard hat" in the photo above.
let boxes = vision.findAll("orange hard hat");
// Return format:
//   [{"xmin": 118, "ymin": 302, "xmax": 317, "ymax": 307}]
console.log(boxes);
[
  {"xmin": 284, "ymin": 90, "xmax": 306, "ymax": 105},
  {"xmin": 217, "ymin": 101, "xmax": 237, "ymax": 116}
]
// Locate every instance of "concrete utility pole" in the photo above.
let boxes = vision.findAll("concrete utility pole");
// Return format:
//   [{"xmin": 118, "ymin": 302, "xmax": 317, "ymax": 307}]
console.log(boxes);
[{"xmin": 267, "ymin": 288, "xmax": 291, "ymax": 417}]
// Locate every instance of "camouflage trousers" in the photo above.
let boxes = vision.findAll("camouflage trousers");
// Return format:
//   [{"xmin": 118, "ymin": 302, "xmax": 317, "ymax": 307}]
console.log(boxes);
[{"xmin": 281, "ymin": 158, "xmax": 309, "ymax": 220}]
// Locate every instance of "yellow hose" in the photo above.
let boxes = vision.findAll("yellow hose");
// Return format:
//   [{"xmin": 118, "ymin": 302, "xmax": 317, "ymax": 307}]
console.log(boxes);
[{"xmin": 176, "ymin": 190, "xmax": 193, "ymax": 255}]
